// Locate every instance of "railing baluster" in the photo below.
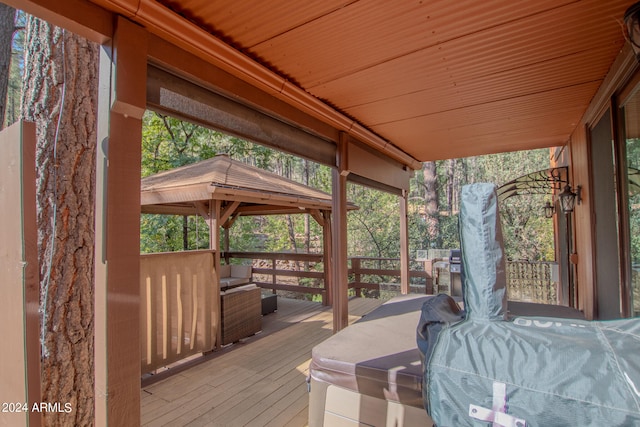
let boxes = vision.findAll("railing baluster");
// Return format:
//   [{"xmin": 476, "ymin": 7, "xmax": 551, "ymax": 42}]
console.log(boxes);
[
  {"xmin": 190, "ymin": 274, "xmax": 197, "ymax": 351},
  {"xmin": 176, "ymin": 273, "xmax": 183, "ymax": 355},
  {"xmin": 145, "ymin": 276, "xmax": 153, "ymax": 367},
  {"xmin": 162, "ymin": 274, "xmax": 168, "ymax": 361}
]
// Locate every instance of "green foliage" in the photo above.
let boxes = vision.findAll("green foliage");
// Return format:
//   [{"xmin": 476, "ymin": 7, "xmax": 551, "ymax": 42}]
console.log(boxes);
[
  {"xmin": 140, "ymin": 110, "xmax": 334, "ymax": 254},
  {"xmin": 347, "ymin": 183, "xmax": 400, "ymax": 257},
  {"xmin": 140, "ymin": 110, "xmax": 556, "ymax": 264},
  {"xmin": 409, "ymin": 149, "xmax": 555, "ymax": 262},
  {"xmin": 626, "ymin": 138, "xmax": 640, "ymax": 314}
]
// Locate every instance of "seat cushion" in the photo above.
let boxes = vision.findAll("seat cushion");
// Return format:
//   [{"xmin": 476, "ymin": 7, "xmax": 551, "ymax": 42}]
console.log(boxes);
[
  {"xmin": 219, "ymin": 264, "xmax": 231, "ymax": 278},
  {"xmin": 230, "ymin": 264, "xmax": 252, "ymax": 279},
  {"xmin": 220, "ymin": 277, "xmax": 250, "ymax": 290}
]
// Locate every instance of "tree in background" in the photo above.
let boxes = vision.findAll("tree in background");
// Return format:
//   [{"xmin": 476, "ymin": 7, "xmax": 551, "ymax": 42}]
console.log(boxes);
[
  {"xmin": 0, "ymin": 4, "xmax": 22, "ymax": 128},
  {"xmin": 140, "ymin": 110, "xmax": 332, "ymax": 255},
  {"xmin": 409, "ymin": 148, "xmax": 554, "ymax": 262},
  {"xmin": 21, "ymin": 16, "xmax": 98, "ymax": 425},
  {"xmin": 421, "ymin": 161, "xmax": 439, "ymax": 245},
  {"xmin": 139, "ymin": 109, "xmax": 555, "ymax": 264}
]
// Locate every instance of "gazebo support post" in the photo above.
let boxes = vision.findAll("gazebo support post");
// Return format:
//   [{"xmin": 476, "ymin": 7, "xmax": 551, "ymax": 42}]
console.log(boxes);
[
  {"xmin": 223, "ymin": 226, "xmax": 230, "ymax": 264},
  {"xmin": 209, "ymin": 199, "xmax": 222, "ymax": 349}
]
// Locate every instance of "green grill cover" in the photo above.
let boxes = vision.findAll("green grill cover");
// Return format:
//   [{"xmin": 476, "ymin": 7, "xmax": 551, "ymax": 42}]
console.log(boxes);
[{"xmin": 419, "ymin": 183, "xmax": 640, "ymax": 427}]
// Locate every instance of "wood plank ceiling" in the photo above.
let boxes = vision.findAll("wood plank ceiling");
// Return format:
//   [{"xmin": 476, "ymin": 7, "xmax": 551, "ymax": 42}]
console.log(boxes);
[{"xmin": 115, "ymin": 0, "xmax": 633, "ymax": 161}]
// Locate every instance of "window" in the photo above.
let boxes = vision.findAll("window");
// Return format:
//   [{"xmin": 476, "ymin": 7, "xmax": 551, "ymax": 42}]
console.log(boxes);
[{"xmin": 621, "ymin": 91, "xmax": 640, "ymax": 317}]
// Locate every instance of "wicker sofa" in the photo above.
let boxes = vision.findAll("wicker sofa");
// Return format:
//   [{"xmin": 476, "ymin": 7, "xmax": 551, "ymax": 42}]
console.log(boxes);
[
  {"xmin": 220, "ymin": 284, "xmax": 262, "ymax": 345},
  {"xmin": 219, "ymin": 264, "xmax": 252, "ymax": 291}
]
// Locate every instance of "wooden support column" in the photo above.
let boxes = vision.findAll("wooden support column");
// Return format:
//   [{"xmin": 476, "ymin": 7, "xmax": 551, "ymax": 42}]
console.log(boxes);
[
  {"xmin": 209, "ymin": 199, "xmax": 222, "ymax": 348},
  {"xmin": 322, "ymin": 210, "xmax": 333, "ymax": 306},
  {"xmin": 400, "ymin": 190, "xmax": 410, "ymax": 294},
  {"xmin": 220, "ymin": 200, "xmax": 240, "ymax": 263},
  {"xmin": 95, "ymin": 17, "xmax": 147, "ymax": 427},
  {"xmin": 223, "ymin": 227, "xmax": 230, "ymax": 263},
  {"xmin": 332, "ymin": 134, "xmax": 349, "ymax": 332}
]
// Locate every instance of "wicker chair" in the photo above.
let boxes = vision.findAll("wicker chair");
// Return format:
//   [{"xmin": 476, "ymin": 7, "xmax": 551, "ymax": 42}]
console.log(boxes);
[{"xmin": 220, "ymin": 284, "xmax": 262, "ymax": 345}]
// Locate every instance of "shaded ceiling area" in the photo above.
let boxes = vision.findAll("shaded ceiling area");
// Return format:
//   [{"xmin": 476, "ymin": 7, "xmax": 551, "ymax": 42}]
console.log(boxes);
[{"xmin": 148, "ymin": 0, "xmax": 631, "ymax": 161}]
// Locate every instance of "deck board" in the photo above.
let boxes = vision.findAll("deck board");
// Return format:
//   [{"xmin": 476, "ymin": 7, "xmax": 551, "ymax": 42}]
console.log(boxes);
[{"xmin": 141, "ymin": 296, "xmax": 385, "ymax": 426}]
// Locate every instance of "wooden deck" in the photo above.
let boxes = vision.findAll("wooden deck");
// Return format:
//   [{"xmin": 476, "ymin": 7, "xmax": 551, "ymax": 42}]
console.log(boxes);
[{"xmin": 140, "ymin": 296, "xmax": 385, "ymax": 426}]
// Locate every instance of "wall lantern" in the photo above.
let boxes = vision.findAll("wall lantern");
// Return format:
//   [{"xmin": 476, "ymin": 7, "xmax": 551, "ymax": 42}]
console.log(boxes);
[
  {"xmin": 624, "ymin": 2, "xmax": 640, "ymax": 61},
  {"xmin": 543, "ymin": 201, "xmax": 555, "ymax": 219},
  {"xmin": 557, "ymin": 184, "xmax": 581, "ymax": 214}
]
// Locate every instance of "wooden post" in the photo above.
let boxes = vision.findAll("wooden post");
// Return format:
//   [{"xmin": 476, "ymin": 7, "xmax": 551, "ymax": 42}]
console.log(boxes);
[
  {"xmin": 223, "ymin": 226, "xmax": 230, "ymax": 263},
  {"xmin": 322, "ymin": 210, "xmax": 333, "ymax": 306},
  {"xmin": 332, "ymin": 133, "xmax": 349, "ymax": 332},
  {"xmin": 209, "ymin": 199, "xmax": 222, "ymax": 348},
  {"xmin": 424, "ymin": 260, "xmax": 433, "ymax": 294},
  {"xmin": 272, "ymin": 259, "xmax": 277, "ymax": 288},
  {"xmin": 400, "ymin": 190, "xmax": 410, "ymax": 294},
  {"xmin": 94, "ymin": 17, "xmax": 147, "ymax": 427},
  {"xmin": 351, "ymin": 258, "xmax": 360, "ymax": 296}
]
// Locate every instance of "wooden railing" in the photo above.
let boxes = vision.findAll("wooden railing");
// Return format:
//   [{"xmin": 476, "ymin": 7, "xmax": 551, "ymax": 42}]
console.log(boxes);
[
  {"xmin": 227, "ymin": 252, "xmax": 558, "ymax": 305},
  {"xmin": 506, "ymin": 261, "xmax": 558, "ymax": 304},
  {"xmin": 226, "ymin": 252, "xmax": 432, "ymax": 301},
  {"xmin": 140, "ymin": 250, "xmax": 218, "ymax": 373},
  {"xmin": 226, "ymin": 252, "xmax": 327, "ymax": 302},
  {"xmin": 349, "ymin": 257, "xmax": 432, "ymax": 296}
]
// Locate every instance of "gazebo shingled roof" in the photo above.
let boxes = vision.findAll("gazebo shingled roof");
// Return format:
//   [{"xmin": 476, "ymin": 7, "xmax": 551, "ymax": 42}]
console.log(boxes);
[{"xmin": 141, "ymin": 154, "xmax": 357, "ymax": 217}]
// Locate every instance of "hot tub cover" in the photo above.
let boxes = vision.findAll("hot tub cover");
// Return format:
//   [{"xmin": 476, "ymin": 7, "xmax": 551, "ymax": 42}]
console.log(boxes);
[
  {"xmin": 418, "ymin": 183, "xmax": 640, "ymax": 426},
  {"xmin": 310, "ymin": 294, "xmax": 430, "ymax": 408}
]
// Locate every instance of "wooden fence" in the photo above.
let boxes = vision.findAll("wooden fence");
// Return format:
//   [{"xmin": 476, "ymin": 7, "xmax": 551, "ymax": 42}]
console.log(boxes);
[
  {"xmin": 229, "ymin": 252, "xmax": 557, "ymax": 304},
  {"xmin": 226, "ymin": 252, "xmax": 432, "ymax": 300},
  {"xmin": 506, "ymin": 261, "xmax": 558, "ymax": 304},
  {"xmin": 349, "ymin": 256, "xmax": 432, "ymax": 296},
  {"xmin": 140, "ymin": 251, "xmax": 218, "ymax": 373},
  {"xmin": 227, "ymin": 251, "xmax": 327, "ymax": 302}
]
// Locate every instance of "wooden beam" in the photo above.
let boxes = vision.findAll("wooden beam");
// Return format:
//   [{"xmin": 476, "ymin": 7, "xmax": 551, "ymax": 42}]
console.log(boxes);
[
  {"xmin": 194, "ymin": 200, "xmax": 210, "ymax": 220},
  {"xmin": 309, "ymin": 209, "xmax": 325, "ymax": 226},
  {"xmin": 94, "ymin": 16, "xmax": 147, "ymax": 427},
  {"xmin": 141, "ymin": 204, "xmax": 196, "ymax": 216},
  {"xmin": 223, "ymin": 213, "xmax": 240, "ymax": 229},
  {"xmin": 220, "ymin": 200, "xmax": 240, "ymax": 225},
  {"xmin": 400, "ymin": 191, "xmax": 410, "ymax": 295}
]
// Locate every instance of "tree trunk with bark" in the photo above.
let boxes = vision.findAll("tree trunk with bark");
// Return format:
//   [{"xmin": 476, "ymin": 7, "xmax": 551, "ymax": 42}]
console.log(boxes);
[
  {"xmin": 21, "ymin": 16, "xmax": 98, "ymax": 426},
  {"xmin": 422, "ymin": 161, "xmax": 439, "ymax": 244},
  {"xmin": 0, "ymin": 4, "xmax": 16, "ymax": 129}
]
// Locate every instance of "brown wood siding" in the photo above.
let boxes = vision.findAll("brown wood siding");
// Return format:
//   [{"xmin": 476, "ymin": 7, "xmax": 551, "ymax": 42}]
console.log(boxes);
[{"xmin": 569, "ymin": 123, "xmax": 595, "ymax": 319}]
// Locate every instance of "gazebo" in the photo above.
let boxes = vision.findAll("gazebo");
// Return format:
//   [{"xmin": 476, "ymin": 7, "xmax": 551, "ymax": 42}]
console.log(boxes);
[
  {"xmin": 139, "ymin": 154, "xmax": 357, "ymax": 370},
  {"xmin": 141, "ymin": 153, "xmax": 357, "ymax": 272}
]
